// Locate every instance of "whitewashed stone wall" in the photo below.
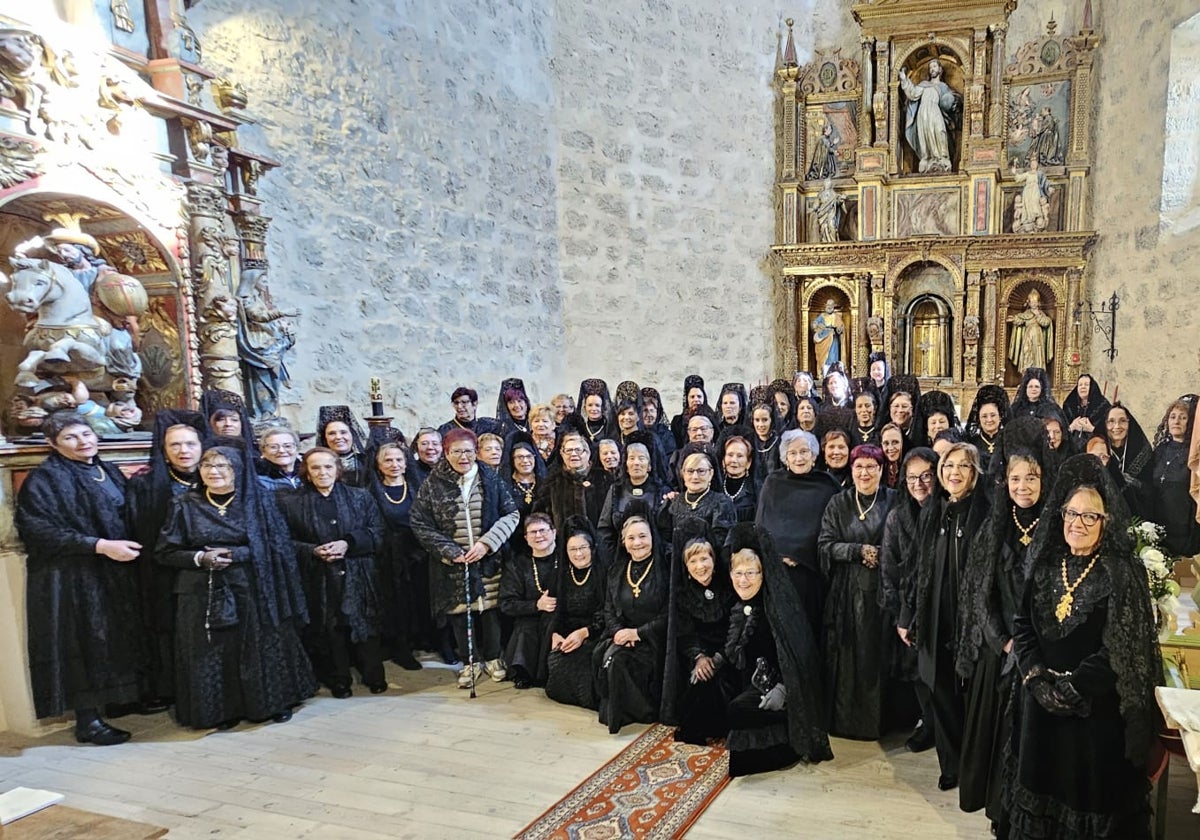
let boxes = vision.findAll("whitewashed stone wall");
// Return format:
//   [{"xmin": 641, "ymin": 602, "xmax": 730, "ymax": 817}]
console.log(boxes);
[
  {"xmin": 187, "ymin": 0, "xmax": 1200, "ymax": 432},
  {"xmin": 188, "ymin": 0, "xmax": 565, "ymax": 433}
]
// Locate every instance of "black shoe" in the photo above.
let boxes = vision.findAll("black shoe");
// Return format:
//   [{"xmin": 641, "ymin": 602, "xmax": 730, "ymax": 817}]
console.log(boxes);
[
  {"xmin": 271, "ymin": 710, "xmax": 293, "ymax": 723},
  {"xmin": 331, "ymin": 684, "xmax": 353, "ymax": 699},
  {"xmin": 513, "ymin": 675, "xmax": 532, "ymax": 690},
  {"xmin": 937, "ymin": 774, "xmax": 958, "ymax": 791},
  {"xmin": 391, "ymin": 652, "xmax": 423, "ymax": 671},
  {"xmin": 74, "ymin": 719, "xmax": 131, "ymax": 746},
  {"xmin": 440, "ymin": 647, "xmax": 461, "ymax": 666},
  {"xmin": 368, "ymin": 683, "xmax": 388, "ymax": 695},
  {"xmin": 214, "ymin": 718, "xmax": 240, "ymax": 731},
  {"xmin": 906, "ymin": 724, "xmax": 935, "ymax": 753},
  {"xmin": 137, "ymin": 698, "xmax": 171, "ymax": 715}
]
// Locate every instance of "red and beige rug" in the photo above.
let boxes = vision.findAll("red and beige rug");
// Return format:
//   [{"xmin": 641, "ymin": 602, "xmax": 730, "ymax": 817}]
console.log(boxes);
[{"xmin": 514, "ymin": 724, "xmax": 730, "ymax": 839}]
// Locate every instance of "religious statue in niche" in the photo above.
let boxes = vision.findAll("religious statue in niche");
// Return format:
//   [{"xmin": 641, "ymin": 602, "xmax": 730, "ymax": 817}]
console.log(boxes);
[
  {"xmin": 806, "ymin": 118, "xmax": 841, "ymax": 181},
  {"xmin": 811, "ymin": 298, "xmax": 845, "ymax": 376},
  {"xmin": 898, "ymin": 59, "xmax": 961, "ymax": 173},
  {"xmin": 0, "ymin": 227, "xmax": 149, "ymax": 435},
  {"xmin": 235, "ymin": 268, "xmax": 299, "ymax": 422},
  {"xmin": 1007, "ymin": 289, "xmax": 1054, "ymax": 375},
  {"xmin": 816, "ymin": 179, "xmax": 845, "ymax": 243},
  {"xmin": 1011, "ymin": 153, "xmax": 1054, "ymax": 233}
]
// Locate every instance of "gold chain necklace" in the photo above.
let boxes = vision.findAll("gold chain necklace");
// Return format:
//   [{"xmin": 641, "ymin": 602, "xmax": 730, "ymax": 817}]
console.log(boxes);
[
  {"xmin": 531, "ymin": 556, "xmax": 551, "ymax": 592},
  {"xmin": 626, "ymin": 557, "xmax": 654, "ymax": 597},
  {"xmin": 514, "ymin": 477, "xmax": 536, "ymax": 504},
  {"xmin": 1056, "ymin": 553, "xmax": 1100, "ymax": 622},
  {"xmin": 167, "ymin": 466, "xmax": 194, "ymax": 487},
  {"xmin": 855, "ymin": 489, "xmax": 879, "ymax": 521},
  {"xmin": 979, "ymin": 431, "xmax": 996, "ymax": 454},
  {"xmin": 205, "ymin": 488, "xmax": 235, "ymax": 517},
  {"xmin": 383, "ymin": 480, "xmax": 408, "ymax": 505},
  {"xmin": 570, "ymin": 565, "xmax": 592, "ymax": 586},
  {"xmin": 684, "ymin": 488, "xmax": 710, "ymax": 510},
  {"xmin": 1011, "ymin": 506, "xmax": 1039, "ymax": 547}
]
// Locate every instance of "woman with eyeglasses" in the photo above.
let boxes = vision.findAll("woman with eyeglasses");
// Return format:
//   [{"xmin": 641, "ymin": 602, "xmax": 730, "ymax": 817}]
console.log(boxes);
[
  {"xmin": 1004, "ymin": 454, "xmax": 1159, "ymax": 839},
  {"xmin": 499, "ymin": 513, "xmax": 559, "ymax": 690},
  {"xmin": 722, "ymin": 523, "xmax": 833, "ymax": 776},
  {"xmin": 546, "ymin": 517, "xmax": 607, "ymax": 709},
  {"xmin": 597, "ymin": 432, "xmax": 666, "ymax": 561},
  {"xmin": 755, "ymin": 430, "xmax": 842, "ymax": 643},
  {"xmin": 883, "ymin": 447, "xmax": 940, "ymax": 753},
  {"xmin": 659, "ymin": 447, "xmax": 736, "ymax": 552},
  {"xmin": 1095, "ymin": 403, "xmax": 1154, "ymax": 519},
  {"xmin": 818, "ymin": 445, "xmax": 895, "ymax": 740},
  {"xmin": 912, "ymin": 441, "xmax": 990, "ymax": 792},
  {"xmin": 955, "ymin": 447, "xmax": 1048, "ymax": 829},
  {"xmin": 256, "ymin": 427, "xmax": 302, "ymax": 491}
]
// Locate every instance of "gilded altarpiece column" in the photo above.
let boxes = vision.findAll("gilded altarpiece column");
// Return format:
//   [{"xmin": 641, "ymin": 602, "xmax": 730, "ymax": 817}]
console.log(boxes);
[
  {"xmin": 783, "ymin": 277, "xmax": 799, "ymax": 374},
  {"xmin": 982, "ymin": 269, "xmax": 999, "ymax": 381},
  {"xmin": 187, "ymin": 184, "xmax": 243, "ymax": 395}
]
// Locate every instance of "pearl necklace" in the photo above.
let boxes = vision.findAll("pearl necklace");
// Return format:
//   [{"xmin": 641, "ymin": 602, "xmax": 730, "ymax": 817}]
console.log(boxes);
[
  {"xmin": 723, "ymin": 475, "xmax": 747, "ymax": 500},
  {"xmin": 1011, "ymin": 505, "xmax": 1039, "ymax": 547},
  {"xmin": 570, "ymin": 565, "xmax": 592, "ymax": 586},
  {"xmin": 382, "ymin": 480, "xmax": 408, "ymax": 505},
  {"xmin": 684, "ymin": 488, "xmax": 710, "ymax": 510}
]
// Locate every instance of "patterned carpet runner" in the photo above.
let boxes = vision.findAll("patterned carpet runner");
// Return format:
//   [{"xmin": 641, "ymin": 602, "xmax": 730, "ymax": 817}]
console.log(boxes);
[{"xmin": 514, "ymin": 724, "xmax": 730, "ymax": 839}]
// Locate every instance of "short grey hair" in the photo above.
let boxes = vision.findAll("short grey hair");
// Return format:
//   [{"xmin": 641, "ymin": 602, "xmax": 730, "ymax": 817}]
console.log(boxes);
[{"xmin": 780, "ymin": 429, "xmax": 819, "ymax": 466}]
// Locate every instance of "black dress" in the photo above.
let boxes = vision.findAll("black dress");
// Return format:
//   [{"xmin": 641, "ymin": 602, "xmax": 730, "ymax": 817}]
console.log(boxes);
[
  {"xmin": 597, "ymin": 478, "xmax": 666, "ymax": 561},
  {"xmin": 724, "ymin": 598, "xmax": 795, "ymax": 776},
  {"xmin": 157, "ymin": 494, "xmax": 316, "ymax": 727},
  {"xmin": 369, "ymin": 475, "xmax": 436, "ymax": 655},
  {"xmin": 818, "ymin": 487, "xmax": 895, "ymax": 739},
  {"xmin": 500, "ymin": 550, "xmax": 558, "ymax": 684},
  {"xmin": 1152, "ymin": 439, "xmax": 1200, "ymax": 556},
  {"xmin": 594, "ymin": 550, "xmax": 670, "ymax": 733},
  {"xmin": 659, "ymin": 491, "xmax": 736, "ymax": 554},
  {"xmin": 672, "ymin": 576, "xmax": 735, "ymax": 744},
  {"xmin": 546, "ymin": 559, "xmax": 606, "ymax": 709},
  {"xmin": 16, "ymin": 453, "xmax": 143, "ymax": 719},
  {"xmin": 720, "ymin": 475, "xmax": 757, "ymax": 524}
]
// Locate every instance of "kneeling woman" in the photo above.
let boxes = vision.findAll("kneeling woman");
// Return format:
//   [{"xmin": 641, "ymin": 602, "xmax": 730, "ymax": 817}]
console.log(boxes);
[
  {"xmin": 546, "ymin": 516, "xmax": 607, "ymax": 709},
  {"xmin": 723, "ymin": 524, "xmax": 832, "ymax": 776},
  {"xmin": 157, "ymin": 447, "xmax": 315, "ymax": 728},
  {"xmin": 594, "ymin": 510, "xmax": 670, "ymax": 733},
  {"xmin": 279, "ymin": 448, "xmax": 386, "ymax": 697}
]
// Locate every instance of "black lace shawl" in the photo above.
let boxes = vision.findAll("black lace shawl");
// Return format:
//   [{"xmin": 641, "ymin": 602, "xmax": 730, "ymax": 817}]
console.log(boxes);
[
  {"xmin": 1062, "ymin": 374, "xmax": 1111, "ymax": 429},
  {"xmin": 716, "ymin": 383, "xmax": 748, "ymax": 429},
  {"xmin": 727, "ymin": 523, "xmax": 833, "ymax": 763},
  {"xmin": 1008, "ymin": 367, "xmax": 1060, "ymax": 421},
  {"xmin": 1099, "ymin": 403, "xmax": 1154, "ymax": 488},
  {"xmin": 1152, "ymin": 393, "xmax": 1199, "ymax": 449},
  {"xmin": 199, "ymin": 389, "xmax": 257, "ymax": 452},
  {"xmin": 964, "ymin": 385, "xmax": 1010, "ymax": 439},
  {"xmin": 1020, "ymin": 453, "xmax": 1162, "ymax": 764}
]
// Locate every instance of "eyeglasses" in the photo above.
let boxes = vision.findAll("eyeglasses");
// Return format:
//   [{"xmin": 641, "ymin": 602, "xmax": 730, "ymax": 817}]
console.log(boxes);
[
  {"xmin": 566, "ymin": 544, "xmax": 591, "ymax": 554},
  {"xmin": 263, "ymin": 443, "xmax": 297, "ymax": 452},
  {"xmin": 730, "ymin": 570, "xmax": 762, "ymax": 580},
  {"xmin": 683, "ymin": 467, "xmax": 712, "ymax": 476},
  {"xmin": 562, "ymin": 446, "xmax": 587, "ymax": 456},
  {"xmin": 1062, "ymin": 508, "xmax": 1106, "ymax": 527},
  {"xmin": 905, "ymin": 472, "xmax": 934, "ymax": 485},
  {"xmin": 201, "ymin": 462, "xmax": 233, "ymax": 472},
  {"xmin": 447, "ymin": 448, "xmax": 476, "ymax": 457},
  {"xmin": 526, "ymin": 527, "xmax": 553, "ymax": 537},
  {"xmin": 852, "ymin": 463, "xmax": 881, "ymax": 472}
]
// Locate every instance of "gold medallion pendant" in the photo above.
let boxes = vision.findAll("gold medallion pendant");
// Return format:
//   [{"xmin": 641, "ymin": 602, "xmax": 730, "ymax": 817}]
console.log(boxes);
[{"xmin": 1055, "ymin": 593, "xmax": 1073, "ymax": 622}]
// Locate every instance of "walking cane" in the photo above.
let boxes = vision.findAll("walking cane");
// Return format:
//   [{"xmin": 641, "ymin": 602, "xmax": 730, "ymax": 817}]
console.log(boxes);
[{"xmin": 463, "ymin": 557, "xmax": 477, "ymax": 698}]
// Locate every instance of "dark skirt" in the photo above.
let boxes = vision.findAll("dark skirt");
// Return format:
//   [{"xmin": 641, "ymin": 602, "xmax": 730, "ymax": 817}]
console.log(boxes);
[
  {"xmin": 546, "ymin": 641, "xmax": 599, "ymax": 710},
  {"xmin": 959, "ymin": 650, "xmax": 1009, "ymax": 816},
  {"xmin": 505, "ymin": 613, "xmax": 554, "ymax": 684},
  {"xmin": 173, "ymin": 566, "xmax": 316, "ymax": 728},
  {"xmin": 823, "ymin": 564, "xmax": 885, "ymax": 740},
  {"xmin": 726, "ymin": 687, "xmax": 797, "ymax": 777},
  {"xmin": 674, "ymin": 668, "xmax": 737, "ymax": 745},
  {"xmin": 594, "ymin": 636, "xmax": 664, "ymax": 733}
]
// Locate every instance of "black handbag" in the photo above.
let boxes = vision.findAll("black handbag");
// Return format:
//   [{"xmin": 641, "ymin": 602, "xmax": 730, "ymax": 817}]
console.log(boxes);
[{"xmin": 205, "ymin": 570, "xmax": 239, "ymax": 635}]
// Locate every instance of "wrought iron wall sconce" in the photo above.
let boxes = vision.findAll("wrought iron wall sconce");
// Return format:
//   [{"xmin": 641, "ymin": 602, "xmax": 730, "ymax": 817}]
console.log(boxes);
[{"xmin": 1073, "ymin": 292, "xmax": 1120, "ymax": 361}]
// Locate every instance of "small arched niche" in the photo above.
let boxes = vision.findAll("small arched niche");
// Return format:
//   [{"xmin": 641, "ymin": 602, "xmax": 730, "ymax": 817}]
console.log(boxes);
[
  {"xmin": 805, "ymin": 285, "xmax": 852, "ymax": 378},
  {"xmin": 902, "ymin": 294, "xmax": 953, "ymax": 378},
  {"xmin": 1003, "ymin": 279, "xmax": 1059, "ymax": 387}
]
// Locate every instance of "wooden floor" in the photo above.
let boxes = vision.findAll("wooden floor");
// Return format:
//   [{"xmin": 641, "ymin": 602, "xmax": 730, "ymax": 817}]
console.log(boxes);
[{"xmin": 0, "ymin": 661, "xmax": 1197, "ymax": 839}]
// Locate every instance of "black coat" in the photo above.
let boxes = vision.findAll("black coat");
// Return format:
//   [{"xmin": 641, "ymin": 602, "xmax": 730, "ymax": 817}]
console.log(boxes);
[
  {"xmin": 597, "ymin": 478, "xmax": 666, "ymax": 561},
  {"xmin": 16, "ymin": 452, "xmax": 143, "ymax": 718},
  {"xmin": 533, "ymin": 463, "xmax": 612, "ymax": 532}
]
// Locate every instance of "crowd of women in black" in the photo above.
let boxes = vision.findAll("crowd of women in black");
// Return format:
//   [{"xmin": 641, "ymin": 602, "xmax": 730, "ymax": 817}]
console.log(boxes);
[{"xmin": 17, "ymin": 361, "xmax": 1197, "ymax": 838}]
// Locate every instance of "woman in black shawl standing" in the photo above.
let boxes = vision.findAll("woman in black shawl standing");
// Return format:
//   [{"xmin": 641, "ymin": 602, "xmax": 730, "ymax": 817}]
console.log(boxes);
[
  {"xmin": 671, "ymin": 523, "xmax": 736, "ymax": 745},
  {"xmin": 1004, "ymin": 454, "xmax": 1160, "ymax": 839},
  {"xmin": 717, "ymin": 427, "xmax": 758, "ymax": 524},
  {"xmin": 366, "ymin": 439, "xmax": 427, "ymax": 670},
  {"xmin": 1151, "ymin": 396, "xmax": 1200, "ymax": 556},
  {"xmin": 125, "ymin": 409, "xmax": 208, "ymax": 709},
  {"xmin": 546, "ymin": 516, "xmax": 607, "ymax": 709},
  {"xmin": 577, "ymin": 378, "xmax": 616, "ymax": 447},
  {"xmin": 716, "ymin": 383, "xmax": 748, "ymax": 433},
  {"xmin": 17, "ymin": 412, "xmax": 146, "ymax": 744},
  {"xmin": 659, "ymin": 446, "xmax": 736, "ymax": 551},
  {"xmin": 818, "ymin": 444, "xmax": 895, "ymax": 739},
  {"xmin": 1063, "ymin": 374, "xmax": 1110, "ymax": 452},
  {"xmin": 723, "ymin": 524, "xmax": 834, "ymax": 776},
  {"xmin": 1008, "ymin": 368, "xmax": 1060, "ymax": 422},
  {"xmin": 597, "ymin": 431, "xmax": 666, "ymax": 560},
  {"xmin": 278, "ymin": 448, "xmax": 385, "ymax": 697},
  {"xmin": 639, "ymin": 386, "xmax": 677, "ymax": 467},
  {"xmin": 965, "ymin": 385, "xmax": 1010, "ymax": 474},
  {"xmin": 671, "ymin": 374, "xmax": 708, "ymax": 449},
  {"xmin": 594, "ymin": 506, "xmax": 671, "ymax": 733},
  {"xmin": 502, "ymin": 432, "xmax": 547, "ymax": 531},
  {"xmin": 316, "ymin": 405, "xmax": 370, "ymax": 488},
  {"xmin": 1097, "ymin": 403, "xmax": 1154, "ymax": 519},
  {"xmin": 156, "ymin": 445, "xmax": 315, "ymax": 729},
  {"xmin": 955, "ymin": 447, "xmax": 1047, "ymax": 829}
]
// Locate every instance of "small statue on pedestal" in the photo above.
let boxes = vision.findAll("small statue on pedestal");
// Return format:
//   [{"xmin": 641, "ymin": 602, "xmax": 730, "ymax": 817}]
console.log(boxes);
[{"xmin": 235, "ymin": 268, "xmax": 298, "ymax": 422}]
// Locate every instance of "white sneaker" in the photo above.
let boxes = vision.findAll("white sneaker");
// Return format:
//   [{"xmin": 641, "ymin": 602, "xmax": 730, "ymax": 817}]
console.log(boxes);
[
  {"xmin": 457, "ymin": 663, "xmax": 483, "ymax": 688},
  {"xmin": 485, "ymin": 658, "xmax": 507, "ymax": 682}
]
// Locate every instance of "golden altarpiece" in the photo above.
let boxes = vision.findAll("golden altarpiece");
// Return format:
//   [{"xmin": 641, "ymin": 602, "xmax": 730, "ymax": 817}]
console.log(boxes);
[
  {"xmin": 772, "ymin": 0, "xmax": 1100, "ymax": 408},
  {"xmin": 0, "ymin": 2, "xmax": 289, "ymax": 733}
]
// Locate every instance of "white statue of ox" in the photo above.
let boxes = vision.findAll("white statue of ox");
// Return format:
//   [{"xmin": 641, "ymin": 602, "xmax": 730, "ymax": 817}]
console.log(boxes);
[{"xmin": 1, "ymin": 256, "xmax": 114, "ymax": 389}]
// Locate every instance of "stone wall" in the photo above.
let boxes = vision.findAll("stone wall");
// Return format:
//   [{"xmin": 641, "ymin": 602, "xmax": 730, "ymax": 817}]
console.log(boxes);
[{"xmin": 188, "ymin": 0, "xmax": 565, "ymax": 433}]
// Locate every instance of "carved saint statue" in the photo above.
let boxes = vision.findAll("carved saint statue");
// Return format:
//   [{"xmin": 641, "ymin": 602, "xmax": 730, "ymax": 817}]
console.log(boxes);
[
  {"xmin": 811, "ymin": 299, "xmax": 845, "ymax": 376},
  {"xmin": 898, "ymin": 59, "xmax": 960, "ymax": 174},
  {"xmin": 1007, "ymin": 290, "xmax": 1054, "ymax": 374},
  {"xmin": 1011, "ymin": 153, "xmax": 1053, "ymax": 234},
  {"xmin": 1029, "ymin": 106, "xmax": 1062, "ymax": 166},
  {"xmin": 235, "ymin": 268, "xmax": 299, "ymax": 421},
  {"xmin": 806, "ymin": 119, "xmax": 841, "ymax": 181},
  {"xmin": 816, "ymin": 178, "xmax": 844, "ymax": 243}
]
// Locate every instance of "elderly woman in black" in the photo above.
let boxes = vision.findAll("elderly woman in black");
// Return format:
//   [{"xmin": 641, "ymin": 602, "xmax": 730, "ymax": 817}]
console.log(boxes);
[
  {"xmin": 723, "ymin": 524, "xmax": 833, "ymax": 776},
  {"xmin": 716, "ymin": 382, "xmax": 748, "ymax": 432},
  {"xmin": 1097, "ymin": 402, "xmax": 1155, "ymax": 519},
  {"xmin": 883, "ymin": 447, "xmax": 940, "ymax": 752},
  {"xmin": 660, "ymin": 447, "xmax": 736, "ymax": 551},
  {"xmin": 955, "ymin": 448, "xmax": 1047, "ymax": 827},
  {"xmin": 671, "ymin": 374, "xmax": 708, "ymax": 449},
  {"xmin": 317, "ymin": 405, "xmax": 370, "ymax": 487},
  {"xmin": 500, "ymin": 512, "xmax": 559, "ymax": 689},
  {"xmin": 965, "ymin": 385, "xmax": 1010, "ymax": 474},
  {"xmin": 367, "ymin": 440, "xmax": 428, "ymax": 670},
  {"xmin": 819, "ymin": 444, "xmax": 895, "ymax": 740},
  {"xmin": 1005, "ymin": 454, "xmax": 1160, "ymax": 839},
  {"xmin": 756, "ymin": 429, "xmax": 841, "ymax": 642},
  {"xmin": 912, "ymin": 441, "xmax": 990, "ymax": 791},
  {"xmin": 794, "ymin": 396, "xmax": 819, "ymax": 434},
  {"xmin": 411, "ymin": 428, "xmax": 520, "ymax": 688},
  {"xmin": 671, "ymin": 526, "xmax": 736, "ymax": 745},
  {"xmin": 1063, "ymin": 374, "xmax": 1110, "ymax": 452},
  {"xmin": 598, "ymin": 432, "xmax": 666, "ymax": 560},
  {"xmin": 1152, "ymin": 396, "xmax": 1200, "ymax": 555},
  {"xmin": 546, "ymin": 516, "xmax": 607, "ymax": 710},
  {"xmin": 1008, "ymin": 367, "xmax": 1060, "ymax": 422},
  {"xmin": 200, "ymin": 389, "xmax": 257, "ymax": 452},
  {"xmin": 594, "ymin": 509, "xmax": 670, "ymax": 733},
  {"xmin": 718, "ymin": 428, "xmax": 758, "ymax": 523},
  {"xmin": 157, "ymin": 446, "xmax": 315, "ymax": 729},
  {"xmin": 279, "ymin": 448, "xmax": 385, "ymax": 697}
]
